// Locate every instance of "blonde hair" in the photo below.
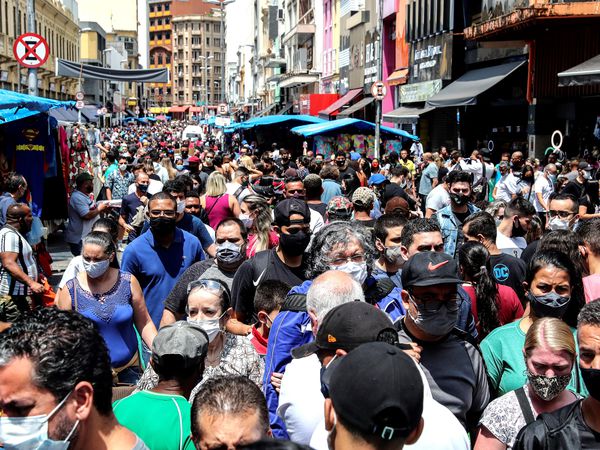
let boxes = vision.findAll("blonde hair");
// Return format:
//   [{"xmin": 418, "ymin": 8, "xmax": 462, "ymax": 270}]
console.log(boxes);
[
  {"xmin": 240, "ymin": 155, "xmax": 256, "ymax": 170},
  {"xmin": 205, "ymin": 172, "xmax": 227, "ymax": 197},
  {"xmin": 242, "ymin": 195, "xmax": 272, "ymax": 253},
  {"xmin": 161, "ymin": 157, "xmax": 177, "ymax": 180},
  {"xmin": 524, "ymin": 317, "xmax": 576, "ymax": 362}
]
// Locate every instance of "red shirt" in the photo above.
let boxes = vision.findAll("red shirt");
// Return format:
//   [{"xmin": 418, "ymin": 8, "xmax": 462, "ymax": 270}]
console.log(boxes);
[
  {"xmin": 250, "ymin": 324, "xmax": 268, "ymax": 356},
  {"xmin": 463, "ymin": 283, "xmax": 524, "ymax": 336}
]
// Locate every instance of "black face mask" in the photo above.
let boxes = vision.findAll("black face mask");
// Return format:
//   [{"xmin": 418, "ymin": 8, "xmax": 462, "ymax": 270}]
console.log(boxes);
[
  {"xmin": 137, "ymin": 184, "xmax": 149, "ymax": 193},
  {"xmin": 527, "ymin": 291, "xmax": 570, "ymax": 319},
  {"xmin": 512, "ymin": 217, "xmax": 527, "ymax": 237},
  {"xmin": 336, "ymin": 160, "xmax": 345, "ymax": 167},
  {"xmin": 279, "ymin": 230, "xmax": 310, "ymax": 256},
  {"xmin": 150, "ymin": 216, "xmax": 177, "ymax": 234},
  {"xmin": 450, "ymin": 193, "xmax": 469, "ymax": 206},
  {"xmin": 581, "ymin": 367, "xmax": 600, "ymax": 401}
]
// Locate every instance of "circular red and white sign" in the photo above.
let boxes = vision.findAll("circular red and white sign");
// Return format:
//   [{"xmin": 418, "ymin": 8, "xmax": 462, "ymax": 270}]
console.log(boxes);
[
  {"xmin": 75, "ymin": 100, "xmax": 85, "ymax": 110},
  {"xmin": 13, "ymin": 33, "xmax": 50, "ymax": 69}
]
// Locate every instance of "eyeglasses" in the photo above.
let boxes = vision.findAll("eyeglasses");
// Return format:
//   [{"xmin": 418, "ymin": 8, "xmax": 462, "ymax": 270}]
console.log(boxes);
[
  {"xmin": 187, "ymin": 279, "xmax": 227, "ymax": 295},
  {"xmin": 409, "ymin": 294, "xmax": 460, "ymax": 313},
  {"xmin": 328, "ymin": 253, "xmax": 365, "ymax": 266},
  {"xmin": 149, "ymin": 210, "xmax": 177, "ymax": 218},
  {"xmin": 548, "ymin": 210, "xmax": 575, "ymax": 219}
]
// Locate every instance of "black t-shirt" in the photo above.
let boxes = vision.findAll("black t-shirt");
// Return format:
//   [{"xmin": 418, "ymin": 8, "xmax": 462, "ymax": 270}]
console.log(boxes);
[
  {"xmin": 490, "ymin": 253, "xmax": 527, "ymax": 300},
  {"xmin": 574, "ymin": 401, "xmax": 600, "ymax": 447},
  {"xmin": 231, "ymin": 249, "xmax": 307, "ymax": 323},
  {"xmin": 120, "ymin": 193, "xmax": 143, "ymax": 241},
  {"xmin": 308, "ymin": 202, "xmax": 327, "ymax": 218},
  {"xmin": 520, "ymin": 239, "xmax": 540, "ymax": 265},
  {"xmin": 562, "ymin": 180, "xmax": 586, "ymax": 201},
  {"xmin": 383, "ymin": 182, "xmax": 416, "ymax": 209},
  {"xmin": 438, "ymin": 166, "xmax": 449, "ymax": 183}
]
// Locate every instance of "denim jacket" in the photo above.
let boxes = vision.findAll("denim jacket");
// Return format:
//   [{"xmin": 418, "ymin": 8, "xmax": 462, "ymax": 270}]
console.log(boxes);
[{"xmin": 435, "ymin": 203, "xmax": 480, "ymax": 258}]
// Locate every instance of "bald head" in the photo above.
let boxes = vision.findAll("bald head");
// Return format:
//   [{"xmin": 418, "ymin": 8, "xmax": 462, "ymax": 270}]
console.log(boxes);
[
  {"xmin": 306, "ymin": 270, "xmax": 365, "ymax": 325},
  {"xmin": 5, "ymin": 203, "xmax": 32, "ymax": 231}
]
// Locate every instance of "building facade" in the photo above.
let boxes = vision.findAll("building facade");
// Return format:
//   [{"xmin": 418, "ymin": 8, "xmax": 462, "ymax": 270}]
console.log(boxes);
[
  {"xmin": 0, "ymin": 0, "xmax": 80, "ymax": 99},
  {"xmin": 148, "ymin": 0, "xmax": 173, "ymax": 111}
]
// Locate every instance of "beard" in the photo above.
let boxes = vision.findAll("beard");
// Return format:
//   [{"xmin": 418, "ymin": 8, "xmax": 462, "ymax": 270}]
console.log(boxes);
[{"xmin": 49, "ymin": 408, "xmax": 80, "ymax": 448}]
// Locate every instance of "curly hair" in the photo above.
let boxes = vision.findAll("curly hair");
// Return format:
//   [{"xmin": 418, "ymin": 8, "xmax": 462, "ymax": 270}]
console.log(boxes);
[{"xmin": 306, "ymin": 221, "xmax": 376, "ymax": 279}]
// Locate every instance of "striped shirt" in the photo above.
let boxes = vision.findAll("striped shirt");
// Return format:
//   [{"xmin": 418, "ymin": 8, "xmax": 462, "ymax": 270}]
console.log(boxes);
[{"xmin": 0, "ymin": 226, "xmax": 38, "ymax": 295}]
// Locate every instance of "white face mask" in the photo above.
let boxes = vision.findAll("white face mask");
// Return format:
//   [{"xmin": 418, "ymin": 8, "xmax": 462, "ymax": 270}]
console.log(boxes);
[
  {"xmin": 329, "ymin": 261, "xmax": 368, "ymax": 285},
  {"xmin": 239, "ymin": 213, "xmax": 254, "ymax": 229},
  {"xmin": 119, "ymin": 163, "xmax": 127, "ymax": 172},
  {"xmin": 187, "ymin": 311, "xmax": 226, "ymax": 343},
  {"xmin": 0, "ymin": 391, "xmax": 79, "ymax": 450},
  {"xmin": 177, "ymin": 200, "xmax": 186, "ymax": 214},
  {"xmin": 82, "ymin": 258, "xmax": 111, "ymax": 279}
]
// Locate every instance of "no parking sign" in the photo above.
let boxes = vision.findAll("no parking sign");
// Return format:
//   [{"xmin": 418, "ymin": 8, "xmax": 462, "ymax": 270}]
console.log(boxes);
[{"xmin": 13, "ymin": 33, "xmax": 50, "ymax": 69}]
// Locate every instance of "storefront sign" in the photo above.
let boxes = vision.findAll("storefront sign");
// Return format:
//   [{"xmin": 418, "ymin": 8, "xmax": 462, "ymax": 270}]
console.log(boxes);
[
  {"xmin": 364, "ymin": 30, "xmax": 380, "ymax": 86},
  {"xmin": 409, "ymin": 33, "xmax": 453, "ymax": 83},
  {"xmin": 400, "ymin": 79, "xmax": 442, "ymax": 103},
  {"xmin": 482, "ymin": 0, "xmax": 527, "ymax": 21}
]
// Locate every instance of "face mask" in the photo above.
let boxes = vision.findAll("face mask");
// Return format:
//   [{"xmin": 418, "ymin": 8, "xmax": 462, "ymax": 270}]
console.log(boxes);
[
  {"xmin": 548, "ymin": 174, "xmax": 558, "ymax": 185},
  {"xmin": 119, "ymin": 163, "xmax": 127, "ymax": 171},
  {"xmin": 239, "ymin": 213, "xmax": 254, "ymax": 229},
  {"xmin": 177, "ymin": 200, "xmax": 186, "ymax": 214},
  {"xmin": 137, "ymin": 183, "xmax": 149, "ymax": 193},
  {"xmin": 580, "ymin": 367, "xmax": 600, "ymax": 401},
  {"xmin": 330, "ymin": 261, "xmax": 368, "ymax": 285},
  {"xmin": 187, "ymin": 312, "xmax": 225, "ymax": 343},
  {"xmin": 547, "ymin": 217, "xmax": 571, "ymax": 231},
  {"xmin": 279, "ymin": 230, "xmax": 311, "ymax": 257},
  {"xmin": 384, "ymin": 245, "xmax": 403, "ymax": 265},
  {"xmin": 150, "ymin": 216, "xmax": 177, "ymax": 234},
  {"xmin": 526, "ymin": 371, "xmax": 571, "ymax": 401},
  {"xmin": 494, "ymin": 218, "xmax": 502, "ymax": 227},
  {"xmin": 582, "ymin": 171, "xmax": 592, "ymax": 181},
  {"xmin": 336, "ymin": 160, "xmax": 345, "ymax": 167},
  {"xmin": 216, "ymin": 241, "xmax": 244, "ymax": 270},
  {"xmin": 83, "ymin": 258, "xmax": 111, "ymax": 279},
  {"xmin": 512, "ymin": 217, "xmax": 527, "ymax": 237},
  {"xmin": 408, "ymin": 297, "xmax": 458, "ymax": 336},
  {"xmin": 176, "ymin": 164, "xmax": 184, "ymax": 171},
  {"xmin": 320, "ymin": 354, "xmax": 340, "ymax": 398},
  {"xmin": 527, "ymin": 291, "xmax": 570, "ymax": 319},
  {"xmin": 450, "ymin": 193, "xmax": 469, "ymax": 206},
  {"xmin": 0, "ymin": 391, "xmax": 79, "ymax": 450}
]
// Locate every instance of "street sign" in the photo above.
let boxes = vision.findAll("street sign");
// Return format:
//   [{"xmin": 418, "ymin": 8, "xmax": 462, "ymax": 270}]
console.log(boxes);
[
  {"xmin": 75, "ymin": 100, "xmax": 85, "ymax": 110},
  {"xmin": 218, "ymin": 103, "xmax": 228, "ymax": 115},
  {"xmin": 97, "ymin": 109, "xmax": 102, "ymax": 116},
  {"xmin": 75, "ymin": 91, "xmax": 84, "ymax": 101},
  {"xmin": 135, "ymin": 106, "xmax": 140, "ymax": 115},
  {"xmin": 13, "ymin": 33, "xmax": 50, "ymax": 69},
  {"xmin": 371, "ymin": 81, "xmax": 387, "ymax": 100},
  {"xmin": 101, "ymin": 107, "xmax": 108, "ymax": 115}
]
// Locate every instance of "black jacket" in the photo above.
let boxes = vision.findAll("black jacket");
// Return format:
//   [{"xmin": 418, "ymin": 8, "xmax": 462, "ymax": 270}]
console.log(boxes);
[{"xmin": 513, "ymin": 400, "xmax": 583, "ymax": 450}]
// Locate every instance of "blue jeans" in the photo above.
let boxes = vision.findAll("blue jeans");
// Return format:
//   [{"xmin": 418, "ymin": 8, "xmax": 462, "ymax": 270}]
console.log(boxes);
[{"xmin": 117, "ymin": 366, "xmax": 142, "ymax": 385}]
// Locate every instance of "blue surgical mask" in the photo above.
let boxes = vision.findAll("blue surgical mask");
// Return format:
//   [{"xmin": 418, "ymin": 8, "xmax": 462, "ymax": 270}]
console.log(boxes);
[{"xmin": 0, "ymin": 391, "xmax": 79, "ymax": 450}]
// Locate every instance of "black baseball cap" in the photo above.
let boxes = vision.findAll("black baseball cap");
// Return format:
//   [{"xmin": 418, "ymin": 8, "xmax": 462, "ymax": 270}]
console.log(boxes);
[
  {"xmin": 329, "ymin": 342, "xmax": 424, "ymax": 440},
  {"xmin": 291, "ymin": 302, "xmax": 398, "ymax": 359},
  {"xmin": 273, "ymin": 198, "xmax": 311, "ymax": 227},
  {"xmin": 401, "ymin": 251, "xmax": 462, "ymax": 288}
]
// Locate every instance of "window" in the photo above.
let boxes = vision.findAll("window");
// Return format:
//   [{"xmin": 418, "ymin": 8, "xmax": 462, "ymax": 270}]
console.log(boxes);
[
  {"xmin": 214, "ymin": 23, "xmax": 220, "ymax": 33},
  {"xmin": 214, "ymin": 38, "xmax": 220, "ymax": 47},
  {"xmin": 157, "ymin": 54, "xmax": 163, "ymax": 64},
  {"xmin": 214, "ymin": 52, "xmax": 221, "ymax": 61},
  {"xmin": 166, "ymin": 54, "xmax": 171, "ymax": 64},
  {"xmin": 165, "ymin": 3, "xmax": 170, "ymax": 10},
  {"xmin": 206, "ymin": 23, "xmax": 210, "ymax": 31},
  {"xmin": 206, "ymin": 37, "xmax": 210, "ymax": 45},
  {"xmin": 150, "ymin": 4, "xmax": 155, "ymax": 12}
]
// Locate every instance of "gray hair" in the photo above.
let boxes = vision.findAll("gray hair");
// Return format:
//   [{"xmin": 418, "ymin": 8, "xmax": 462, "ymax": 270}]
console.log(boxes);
[
  {"xmin": 485, "ymin": 200, "xmax": 508, "ymax": 218},
  {"xmin": 306, "ymin": 221, "xmax": 376, "ymax": 279},
  {"xmin": 306, "ymin": 271, "xmax": 365, "ymax": 323},
  {"xmin": 578, "ymin": 301, "xmax": 600, "ymax": 328}
]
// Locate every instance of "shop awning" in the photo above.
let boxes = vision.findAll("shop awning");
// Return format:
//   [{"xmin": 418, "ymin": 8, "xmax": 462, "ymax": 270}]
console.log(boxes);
[
  {"xmin": 291, "ymin": 117, "xmax": 418, "ymax": 140},
  {"xmin": 169, "ymin": 106, "xmax": 190, "ymax": 113},
  {"xmin": 427, "ymin": 60, "xmax": 526, "ymax": 107},
  {"xmin": 318, "ymin": 88, "xmax": 363, "ymax": 119},
  {"xmin": 253, "ymin": 103, "xmax": 277, "ymax": 118},
  {"xmin": 0, "ymin": 89, "xmax": 74, "ymax": 124},
  {"xmin": 56, "ymin": 58, "xmax": 169, "ymax": 83},
  {"xmin": 49, "ymin": 107, "xmax": 82, "ymax": 123},
  {"xmin": 387, "ymin": 69, "xmax": 409, "ymax": 86},
  {"xmin": 337, "ymin": 97, "xmax": 375, "ymax": 118},
  {"xmin": 383, "ymin": 105, "xmax": 436, "ymax": 123},
  {"xmin": 278, "ymin": 73, "xmax": 319, "ymax": 89},
  {"xmin": 238, "ymin": 114, "xmax": 324, "ymax": 130},
  {"xmin": 558, "ymin": 54, "xmax": 600, "ymax": 87},
  {"xmin": 189, "ymin": 106, "xmax": 203, "ymax": 113}
]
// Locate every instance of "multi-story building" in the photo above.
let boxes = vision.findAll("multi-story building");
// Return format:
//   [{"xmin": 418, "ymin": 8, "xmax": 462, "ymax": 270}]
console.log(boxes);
[
  {"xmin": 107, "ymin": 30, "xmax": 141, "ymax": 109},
  {"xmin": 148, "ymin": 0, "xmax": 173, "ymax": 111},
  {"xmin": 79, "ymin": 22, "xmax": 108, "ymax": 105},
  {"xmin": 171, "ymin": 11, "xmax": 223, "ymax": 113},
  {"xmin": 0, "ymin": 0, "xmax": 80, "ymax": 98},
  {"xmin": 321, "ymin": 0, "xmax": 339, "ymax": 94},
  {"xmin": 224, "ymin": 0, "xmax": 254, "ymax": 107}
]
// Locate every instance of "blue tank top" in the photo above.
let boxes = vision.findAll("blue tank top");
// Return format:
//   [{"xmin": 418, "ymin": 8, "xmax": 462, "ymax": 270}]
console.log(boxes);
[{"xmin": 67, "ymin": 271, "xmax": 138, "ymax": 367}]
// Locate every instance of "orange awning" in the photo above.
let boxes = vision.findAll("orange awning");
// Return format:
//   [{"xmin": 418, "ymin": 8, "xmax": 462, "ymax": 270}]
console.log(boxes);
[
  {"xmin": 318, "ymin": 88, "xmax": 363, "ymax": 119},
  {"xmin": 169, "ymin": 106, "xmax": 190, "ymax": 113},
  {"xmin": 189, "ymin": 106, "xmax": 203, "ymax": 113},
  {"xmin": 387, "ymin": 69, "xmax": 409, "ymax": 86}
]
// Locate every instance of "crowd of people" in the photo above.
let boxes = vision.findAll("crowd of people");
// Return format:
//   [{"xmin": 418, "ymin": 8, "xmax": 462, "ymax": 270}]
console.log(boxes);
[{"xmin": 1, "ymin": 120, "xmax": 600, "ymax": 450}]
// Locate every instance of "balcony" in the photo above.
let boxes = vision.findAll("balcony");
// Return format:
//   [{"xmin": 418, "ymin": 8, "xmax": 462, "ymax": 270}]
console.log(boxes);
[
  {"xmin": 149, "ymin": 24, "xmax": 168, "ymax": 32},
  {"xmin": 282, "ymin": 7, "xmax": 315, "ymax": 45}
]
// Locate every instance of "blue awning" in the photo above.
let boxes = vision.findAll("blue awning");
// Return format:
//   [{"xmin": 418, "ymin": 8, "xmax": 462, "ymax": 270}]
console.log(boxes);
[
  {"xmin": 238, "ymin": 114, "xmax": 325, "ymax": 130},
  {"xmin": 0, "ymin": 89, "xmax": 74, "ymax": 124},
  {"xmin": 291, "ymin": 118, "xmax": 418, "ymax": 140}
]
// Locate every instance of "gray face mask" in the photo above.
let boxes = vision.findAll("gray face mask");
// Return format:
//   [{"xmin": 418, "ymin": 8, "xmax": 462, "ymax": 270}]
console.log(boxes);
[{"xmin": 408, "ymin": 296, "xmax": 458, "ymax": 336}]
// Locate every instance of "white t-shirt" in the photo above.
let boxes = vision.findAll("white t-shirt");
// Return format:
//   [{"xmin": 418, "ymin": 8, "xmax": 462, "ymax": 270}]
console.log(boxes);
[
  {"xmin": 494, "ymin": 173, "xmax": 527, "ymax": 202},
  {"xmin": 496, "ymin": 231, "xmax": 527, "ymax": 258},
  {"xmin": 58, "ymin": 256, "xmax": 85, "ymax": 289},
  {"xmin": 226, "ymin": 182, "xmax": 251, "ymax": 203},
  {"xmin": 127, "ymin": 179, "xmax": 163, "ymax": 196},
  {"xmin": 459, "ymin": 159, "xmax": 483, "ymax": 183},
  {"xmin": 425, "ymin": 184, "xmax": 451, "ymax": 213},
  {"xmin": 532, "ymin": 175, "xmax": 554, "ymax": 212},
  {"xmin": 309, "ymin": 360, "xmax": 470, "ymax": 450}
]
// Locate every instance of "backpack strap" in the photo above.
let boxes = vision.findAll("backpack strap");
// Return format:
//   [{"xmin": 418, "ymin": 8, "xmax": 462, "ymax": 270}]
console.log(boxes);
[
  {"xmin": 515, "ymin": 387, "xmax": 536, "ymax": 425},
  {"xmin": 364, "ymin": 278, "xmax": 395, "ymax": 305},
  {"xmin": 204, "ymin": 194, "xmax": 224, "ymax": 217},
  {"xmin": 233, "ymin": 185, "xmax": 244, "ymax": 201},
  {"xmin": 5, "ymin": 228, "xmax": 27, "ymax": 296},
  {"xmin": 281, "ymin": 293, "xmax": 307, "ymax": 312}
]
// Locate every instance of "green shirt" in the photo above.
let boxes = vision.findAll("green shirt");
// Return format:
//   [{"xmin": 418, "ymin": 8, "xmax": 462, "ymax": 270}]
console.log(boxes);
[
  {"xmin": 481, "ymin": 319, "xmax": 586, "ymax": 397},
  {"xmin": 113, "ymin": 391, "xmax": 195, "ymax": 450}
]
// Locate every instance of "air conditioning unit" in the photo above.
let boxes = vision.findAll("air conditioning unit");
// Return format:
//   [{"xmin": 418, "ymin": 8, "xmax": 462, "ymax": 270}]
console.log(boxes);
[{"xmin": 277, "ymin": 8, "xmax": 284, "ymax": 21}]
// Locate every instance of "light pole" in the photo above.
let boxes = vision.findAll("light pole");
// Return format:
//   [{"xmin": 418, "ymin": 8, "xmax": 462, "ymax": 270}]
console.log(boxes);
[
  {"xmin": 374, "ymin": 0, "xmax": 384, "ymax": 159},
  {"xmin": 206, "ymin": 0, "xmax": 235, "ymax": 104},
  {"xmin": 199, "ymin": 54, "xmax": 214, "ymax": 112}
]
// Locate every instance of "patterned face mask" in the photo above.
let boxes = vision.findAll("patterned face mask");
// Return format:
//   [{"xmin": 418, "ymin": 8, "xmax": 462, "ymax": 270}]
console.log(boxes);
[{"xmin": 526, "ymin": 371, "xmax": 571, "ymax": 401}]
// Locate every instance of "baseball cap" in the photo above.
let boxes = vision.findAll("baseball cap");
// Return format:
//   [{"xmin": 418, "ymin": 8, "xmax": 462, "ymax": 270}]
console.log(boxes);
[
  {"xmin": 292, "ymin": 302, "xmax": 398, "ymax": 359},
  {"xmin": 384, "ymin": 196, "xmax": 410, "ymax": 217},
  {"xmin": 187, "ymin": 156, "xmax": 200, "ymax": 163},
  {"xmin": 578, "ymin": 161, "xmax": 592, "ymax": 171},
  {"xmin": 350, "ymin": 151, "xmax": 361, "ymax": 161},
  {"xmin": 75, "ymin": 172, "xmax": 93, "ymax": 184},
  {"xmin": 273, "ymin": 198, "xmax": 311, "ymax": 226},
  {"xmin": 327, "ymin": 196, "xmax": 353, "ymax": 217},
  {"xmin": 152, "ymin": 321, "xmax": 209, "ymax": 369},
  {"xmin": 368, "ymin": 173, "xmax": 388, "ymax": 186},
  {"xmin": 328, "ymin": 342, "xmax": 424, "ymax": 440},
  {"xmin": 401, "ymin": 251, "xmax": 462, "ymax": 288},
  {"xmin": 352, "ymin": 187, "xmax": 375, "ymax": 207}
]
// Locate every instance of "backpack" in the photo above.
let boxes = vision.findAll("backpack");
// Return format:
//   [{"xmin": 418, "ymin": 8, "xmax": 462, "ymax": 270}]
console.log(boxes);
[{"xmin": 472, "ymin": 164, "xmax": 490, "ymax": 202}]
